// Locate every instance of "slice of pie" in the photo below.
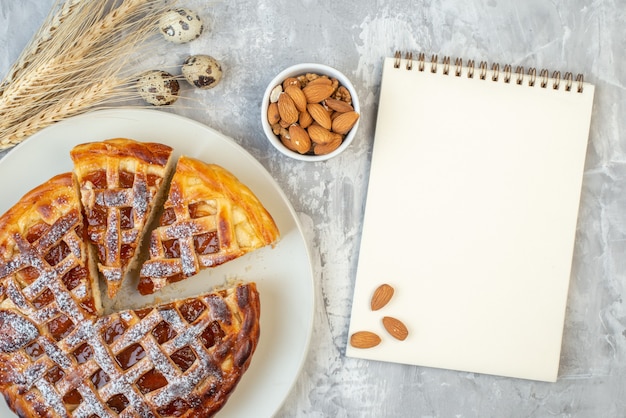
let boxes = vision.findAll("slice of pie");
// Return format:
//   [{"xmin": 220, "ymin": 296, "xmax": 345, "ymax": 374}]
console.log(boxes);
[
  {"xmin": 139, "ymin": 156, "xmax": 279, "ymax": 294},
  {"xmin": 0, "ymin": 173, "xmax": 101, "ymax": 320},
  {"xmin": 71, "ymin": 138, "xmax": 174, "ymax": 298}
]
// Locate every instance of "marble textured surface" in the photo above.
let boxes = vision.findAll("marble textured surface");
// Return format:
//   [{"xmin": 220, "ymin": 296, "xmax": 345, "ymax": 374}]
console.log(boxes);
[{"xmin": 1, "ymin": 0, "xmax": 625, "ymax": 416}]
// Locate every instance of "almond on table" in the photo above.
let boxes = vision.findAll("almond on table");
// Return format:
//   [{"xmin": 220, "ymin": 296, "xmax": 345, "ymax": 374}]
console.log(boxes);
[
  {"xmin": 370, "ymin": 283, "xmax": 394, "ymax": 311},
  {"xmin": 350, "ymin": 331, "xmax": 382, "ymax": 349},
  {"xmin": 382, "ymin": 316, "xmax": 409, "ymax": 341}
]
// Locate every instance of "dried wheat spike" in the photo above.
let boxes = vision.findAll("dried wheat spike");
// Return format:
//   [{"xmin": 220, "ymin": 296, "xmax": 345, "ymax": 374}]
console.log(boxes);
[{"xmin": 0, "ymin": 0, "xmax": 181, "ymax": 149}]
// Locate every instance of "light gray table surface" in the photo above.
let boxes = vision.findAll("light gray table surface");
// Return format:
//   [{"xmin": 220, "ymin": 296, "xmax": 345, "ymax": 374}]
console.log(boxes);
[{"xmin": 1, "ymin": 1, "xmax": 625, "ymax": 417}]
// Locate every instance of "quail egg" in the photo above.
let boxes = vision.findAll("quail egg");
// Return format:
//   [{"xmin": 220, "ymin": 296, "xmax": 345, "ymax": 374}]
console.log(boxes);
[
  {"xmin": 181, "ymin": 55, "xmax": 223, "ymax": 89},
  {"xmin": 159, "ymin": 8, "xmax": 204, "ymax": 44},
  {"xmin": 137, "ymin": 70, "xmax": 180, "ymax": 106}
]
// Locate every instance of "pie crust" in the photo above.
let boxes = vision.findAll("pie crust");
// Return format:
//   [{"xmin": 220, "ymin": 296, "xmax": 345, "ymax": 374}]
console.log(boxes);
[{"xmin": 0, "ymin": 140, "xmax": 272, "ymax": 417}]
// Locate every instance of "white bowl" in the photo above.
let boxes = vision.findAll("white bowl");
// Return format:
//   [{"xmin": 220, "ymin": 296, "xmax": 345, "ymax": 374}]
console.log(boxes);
[{"xmin": 261, "ymin": 63, "xmax": 360, "ymax": 162}]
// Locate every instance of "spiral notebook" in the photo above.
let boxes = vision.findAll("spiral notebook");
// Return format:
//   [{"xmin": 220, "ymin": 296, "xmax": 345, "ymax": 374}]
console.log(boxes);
[{"xmin": 346, "ymin": 52, "xmax": 595, "ymax": 382}]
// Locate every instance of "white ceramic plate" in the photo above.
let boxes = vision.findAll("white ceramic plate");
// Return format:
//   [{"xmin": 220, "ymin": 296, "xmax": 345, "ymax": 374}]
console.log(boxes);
[{"xmin": 0, "ymin": 108, "xmax": 314, "ymax": 417}]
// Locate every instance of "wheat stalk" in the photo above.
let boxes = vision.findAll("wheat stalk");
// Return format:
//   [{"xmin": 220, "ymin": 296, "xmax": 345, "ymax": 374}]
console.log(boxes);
[
  {"xmin": 0, "ymin": 0, "xmax": 180, "ymax": 149},
  {"xmin": 2, "ymin": 79, "xmax": 130, "ymax": 146},
  {"xmin": 0, "ymin": 0, "xmax": 84, "ymax": 92}
]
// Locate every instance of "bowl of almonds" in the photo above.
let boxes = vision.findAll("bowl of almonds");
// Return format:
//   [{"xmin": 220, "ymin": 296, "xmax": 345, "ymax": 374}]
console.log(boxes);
[{"xmin": 261, "ymin": 63, "xmax": 360, "ymax": 161}]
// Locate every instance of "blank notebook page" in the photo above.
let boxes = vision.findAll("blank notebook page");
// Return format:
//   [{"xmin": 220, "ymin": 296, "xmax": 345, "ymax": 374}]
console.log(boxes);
[{"xmin": 346, "ymin": 55, "xmax": 595, "ymax": 382}]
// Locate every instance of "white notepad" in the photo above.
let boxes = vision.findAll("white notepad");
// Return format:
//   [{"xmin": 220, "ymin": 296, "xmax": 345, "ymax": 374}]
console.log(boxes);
[{"xmin": 346, "ymin": 53, "xmax": 595, "ymax": 382}]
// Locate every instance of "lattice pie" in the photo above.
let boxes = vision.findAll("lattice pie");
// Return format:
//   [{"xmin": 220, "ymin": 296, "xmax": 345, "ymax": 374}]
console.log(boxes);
[
  {"xmin": 139, "ymin": 156, "xmax": 280, "ymax": 295},
  {"xmin": 71, "ymin": 138, "xmax": 174, "ymax": 299},
  {"xmin": 0, "ymin": 173, "xmax": 102, "ymax": 320},
  {"xmin": 0, "ymin": 139, "xmax": 278, "ymax": 417}
]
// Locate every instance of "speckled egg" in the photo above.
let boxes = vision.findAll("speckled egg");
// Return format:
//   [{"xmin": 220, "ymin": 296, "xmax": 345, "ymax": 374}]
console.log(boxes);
[
  {"xmin": 159, "ymin": 8, "xmax": 204, "ymax": 44},
  {"xmin": 137, "ymin": 70, "xmax": 180, "ymax": 106},
  {"xmin": 181, "ymin": 55, "xmax": 223, "ymax": 89}
]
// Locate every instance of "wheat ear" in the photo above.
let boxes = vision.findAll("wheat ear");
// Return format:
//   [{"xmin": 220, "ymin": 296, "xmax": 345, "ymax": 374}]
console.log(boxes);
[
  {"xmin": 0, "ymin": 0, "xmax": 180, "ymax": 149},
  {"xmin": 1, "ymin": 78, "xmax": 136, "ymax": 147},
  {"xmin": 0, "ymin": 0, "xmax": 158, "ymax": 113},
  {"xmin": 0, "ymin": 0, "xmax": 84, "ymax": 93}
]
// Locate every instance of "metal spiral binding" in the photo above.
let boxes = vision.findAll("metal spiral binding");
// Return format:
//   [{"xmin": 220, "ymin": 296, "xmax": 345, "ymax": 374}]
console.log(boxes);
[
  {"xmin": 393, "ymin": 51, "xmax": 585, "ymax": 93},
  {"xmin": 503, "ymin": 64, "xmax": 512, "ymax": 83}
]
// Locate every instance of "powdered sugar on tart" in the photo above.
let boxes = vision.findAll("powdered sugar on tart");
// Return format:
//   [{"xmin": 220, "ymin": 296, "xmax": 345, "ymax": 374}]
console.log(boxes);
[
  {"xmin": 0, "ymin": 139, "xmax": 276, "ymax": 417},
  {"xmin": 71, "ymin": 138, "xmax": 174, "ymax": 299},
  {"xmin": 138, "ymin": 156, "xmax": 279, "ymax": 295}
]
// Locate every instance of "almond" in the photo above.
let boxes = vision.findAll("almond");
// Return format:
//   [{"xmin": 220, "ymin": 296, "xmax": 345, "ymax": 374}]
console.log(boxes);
[
  {"xmin": 350, "ymin": 331, "xmax": 381, "ymax": 349},
  {"xmin": 285, "ymin": 85, "xmax": 307, "ymax": 112},
  {"xmin": 299, "ymin": 110, "xmax": 313, "ymax": 128},
  {"xmin": 313, "ymin": 134, "xmax": 342, "ymax": 155},
  {"xmin": 331, "ymin": 110, "xmax": 359, "ymax": 135},
  {"xmin": 303, "ymin": 83, "xmax": 335, "ymax": 103},
  {"xmin": 280, "ymin": 136, "xmax": 299, "ymax": 153},
  {"xmin": 279, "ymin": 129, "xmax": 297, "ymax": 152},
  {"xmin": 307, "ymin": 103, "xmax": 332, "ymax": 130},
  {"xmin": 382, "ymin": 316, "xmax": 409, "ymax": 341},
  {"xmin": 325, "ymin": 97, "xmax": 354, "ymax": 113},
  {"xmin": 277, "ymin": 92, "xmax": 298, "ymax": 125},
  {"xmin": 267, "ymin": 102, "xmax": 280, "ymax": 125},
  {"xmin": 307, "ymin": 76, "xmax": 332, "ymax": 86},
  {"xmin": 288, "ymin": 124, "xmax": 311, "ymax": 154},
  {"xmin": 370, "ymin": 284, "xmax": 394, "ymax": 311},
  {"xmin": 307, "ymin": 123, "xmax": 335, "ymax": 145},
  {"xmin": 283, "ymin": 77, "xmax": 301, "ymax": 89}
]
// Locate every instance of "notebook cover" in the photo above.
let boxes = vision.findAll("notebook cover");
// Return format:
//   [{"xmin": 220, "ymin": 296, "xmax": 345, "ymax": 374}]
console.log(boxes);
[{"xmin": 346, "ymin": 55, "xmax": 595, "ymax": 382}]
